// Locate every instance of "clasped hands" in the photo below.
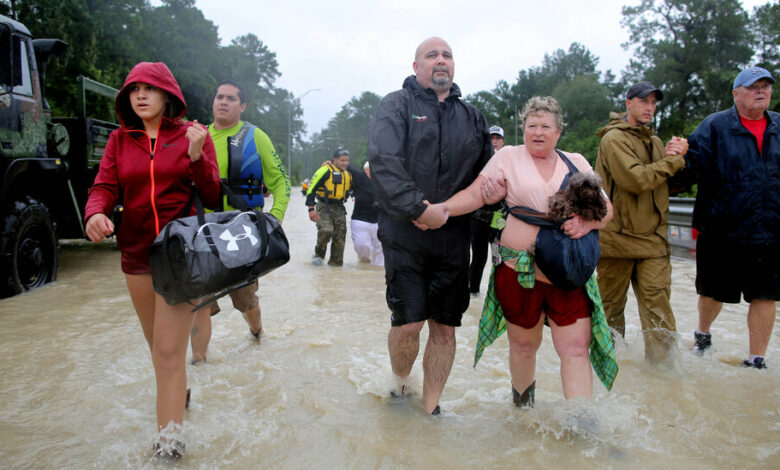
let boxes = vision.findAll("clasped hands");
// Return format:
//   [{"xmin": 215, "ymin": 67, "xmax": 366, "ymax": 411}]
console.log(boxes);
[
  {"xmin": 412, "ymin": 175, "xmax": 506, "ymax": 231},
  {"xmin": 665, "ymin": 136, "xmax": 688, "ymax": 156}
]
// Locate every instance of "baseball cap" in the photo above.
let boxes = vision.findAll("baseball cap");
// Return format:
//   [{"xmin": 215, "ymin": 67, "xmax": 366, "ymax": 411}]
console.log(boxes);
[
  {"xmin": 333, "ymin": 148, "xmax": 350, "ymax": 158},
  {"xmin": 489, "ymin": 125, "xmax": 504, "ymax": 138},
  {"xmin": 733, "ymin": 66, "xmax": 775, "ymax": 89},
  {"xmin": 626, "ymin": 81, "xmax": 664, "ymax": 100}
]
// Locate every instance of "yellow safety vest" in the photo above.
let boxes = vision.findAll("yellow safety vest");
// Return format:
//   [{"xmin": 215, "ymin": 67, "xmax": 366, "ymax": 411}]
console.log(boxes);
[{"xmin": 315, "ymin": 163, "xmax": 352, "ymax": 201}]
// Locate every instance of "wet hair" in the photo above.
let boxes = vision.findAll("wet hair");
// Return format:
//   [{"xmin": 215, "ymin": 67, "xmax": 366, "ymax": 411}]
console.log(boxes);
[
  {"xmin": 519, "ymin": 96, "xmax": 565, "ymax": 131},
  {"xmin": 163, "ymin": 97, "xmax": 183, "ymax": 120},
  {"xmin": 216, "ymin": 80, "xmax": 245, "ymax": 104}
]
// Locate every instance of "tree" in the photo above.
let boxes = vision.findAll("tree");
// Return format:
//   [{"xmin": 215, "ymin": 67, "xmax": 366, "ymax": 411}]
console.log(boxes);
[
  {"xmin": 136, "ymin": 0, "xmax": 222, "ymax": 121},
  {"xmin": 621, "ymin": 0, "xmax": 754, "ymax": 136},
  {"xmin": 1, "ymin": 0, "xmax": 304, "ymax": 162},
  {"xmin": 3, "ymin": 0, "xmax": 148, "ymax": 120},
  {"xmin": 554, "ymin": 75, "xmax": 614, "ymax": 164},
  {"xmin": 466, "ymin": 42, "xmax": 614, "ymax": 161},
  {"xmin": 305, "ymin": 91, "xmax": 381, "ymax": 180},
  {"xmin": 752, "ymin": 2, "xmax": 780, "ymax": 112}
]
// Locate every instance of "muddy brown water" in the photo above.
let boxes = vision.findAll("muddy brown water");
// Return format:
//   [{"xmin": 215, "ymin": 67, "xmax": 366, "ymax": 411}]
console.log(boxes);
[{"xmin": 0, "ymin": 189, "xmax": 777, "ymax": 468}]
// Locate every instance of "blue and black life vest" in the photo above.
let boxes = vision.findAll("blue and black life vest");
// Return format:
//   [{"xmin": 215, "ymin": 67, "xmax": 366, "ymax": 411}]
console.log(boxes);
[{"xmin": 225, "ymin": 122, "xmax": 264, "ymax": 208}]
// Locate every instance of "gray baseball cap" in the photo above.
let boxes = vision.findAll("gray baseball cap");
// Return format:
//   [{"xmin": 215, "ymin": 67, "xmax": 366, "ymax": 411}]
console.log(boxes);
[{"xmin": 489, "ymin": 125, "xmax": 504, "ymax": 137}]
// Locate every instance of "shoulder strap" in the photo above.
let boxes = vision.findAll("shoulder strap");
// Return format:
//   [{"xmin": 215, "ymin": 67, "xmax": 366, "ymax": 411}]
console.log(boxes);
[
  {"xmin": 506, "ymin": 205, "xmax": 559, "ymax": 228},
  {"xmin": 227, "ymin": 122, "xmax": 255, "ymax": 180},
  {"xmin": 555, "ymin": 149, "xmax": 579, "ymax": 191},
  {"xmin": 506, "ymin": 150, "xmax": 578, "ymax": 228}
]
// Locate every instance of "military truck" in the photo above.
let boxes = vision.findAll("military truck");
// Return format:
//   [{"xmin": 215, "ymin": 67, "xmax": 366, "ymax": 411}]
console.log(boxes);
[{"xmin": 0, "ymin": 14, "xmax": 119, "ymax": 297}]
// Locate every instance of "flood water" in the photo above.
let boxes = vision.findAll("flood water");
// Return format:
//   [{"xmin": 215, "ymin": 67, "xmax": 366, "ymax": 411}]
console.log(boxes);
[{"xmin": 1, "ymin": 189, "xmax": 778, "ymax": 469}]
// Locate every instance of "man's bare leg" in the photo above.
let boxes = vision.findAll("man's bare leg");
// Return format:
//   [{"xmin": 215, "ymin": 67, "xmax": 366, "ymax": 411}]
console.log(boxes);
[
  {"xmin": 697, "ymin": 295, "xmax": 723, "ymax": 333},
  {"xmin": 422, "ymin": 320, "xmax": 455, "ymax": 414},
  {"xmin": 747, "ymin": 299, "xmax": 776, "ymax": 356},
  {"xmin": 388, "ymin": 321, "xmax": 424, "ymax": 395},
  {"xmin": 190, "ymin": 309, "xmax": 211, "ymax": 363},
  {"xmin": 242, "ymin": 305, "xmax": 262, "ymax": 338}
]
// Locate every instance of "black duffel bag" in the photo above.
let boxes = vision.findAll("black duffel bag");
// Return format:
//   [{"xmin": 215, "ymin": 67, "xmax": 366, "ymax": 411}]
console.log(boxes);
[{"xmin": 148, "ymin": 183, "xmax": 289, "ymax": 311}]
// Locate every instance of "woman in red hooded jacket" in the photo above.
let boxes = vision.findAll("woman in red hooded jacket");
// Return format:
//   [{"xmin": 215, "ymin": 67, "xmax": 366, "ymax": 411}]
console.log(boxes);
[{"xmin": 84, "ymin": 62, "xmax": 220, "ymax": 458}]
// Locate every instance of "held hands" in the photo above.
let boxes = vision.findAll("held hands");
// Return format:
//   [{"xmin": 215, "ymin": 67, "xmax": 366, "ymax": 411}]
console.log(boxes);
[
  {"xmin": 411, "ymin": 200, "xmax": 450, "ymax": 231},
  {"xmin": 85, "ymin": 213, "xmax": 114, "ymax": 242},
  {"xmin": 186, "ymin": 119, "xmax": 208, "ymax": 162},
  {"xmin": 665, "ymin": 136, "xmax": 689, "ymax": 156},
  {"xmin": 481, "ymin": 175, "xmax": 507, "ymax": 204},
  {"xmin": 561, "ymin": 215, "xmax": 595, "ymax": 239}
]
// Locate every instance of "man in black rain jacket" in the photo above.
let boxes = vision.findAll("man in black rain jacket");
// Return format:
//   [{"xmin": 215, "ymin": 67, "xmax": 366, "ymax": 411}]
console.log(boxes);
[{"xmin": 368, "ymin": 36, "xmax": 493, "ymax": 415}]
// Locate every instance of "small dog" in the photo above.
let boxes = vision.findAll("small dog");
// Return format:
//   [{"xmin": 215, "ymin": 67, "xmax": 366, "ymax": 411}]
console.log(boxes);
[{"xmin": 547, "ymin": 172, "xmax": 607, "ymax": 222}]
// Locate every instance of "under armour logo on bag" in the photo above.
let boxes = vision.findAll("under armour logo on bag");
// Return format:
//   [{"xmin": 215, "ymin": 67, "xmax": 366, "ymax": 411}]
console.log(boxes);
[{"xmin": 219, "ymin": 225, "xmax": 259, "ymax": 251}]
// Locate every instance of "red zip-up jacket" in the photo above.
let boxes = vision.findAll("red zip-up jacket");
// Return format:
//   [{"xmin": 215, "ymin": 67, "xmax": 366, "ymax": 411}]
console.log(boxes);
[{"xmin": 84, "ymin": 62, "xmax": 221, "ymax": 274}]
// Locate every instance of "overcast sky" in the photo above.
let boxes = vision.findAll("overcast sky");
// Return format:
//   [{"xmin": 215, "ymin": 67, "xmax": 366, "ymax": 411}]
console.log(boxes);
[{"xmin": 193, "ymin": 0, "xmax": 768, "ymax": 136}]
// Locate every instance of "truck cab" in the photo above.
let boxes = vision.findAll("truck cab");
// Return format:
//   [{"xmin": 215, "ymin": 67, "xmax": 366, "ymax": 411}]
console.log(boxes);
[{"xmin": 0, "ymin": 14, "xmax": 118, "ymax": 297}]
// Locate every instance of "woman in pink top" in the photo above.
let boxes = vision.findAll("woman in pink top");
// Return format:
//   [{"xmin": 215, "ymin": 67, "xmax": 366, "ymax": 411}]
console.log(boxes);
[{"xmin": 442, "ymin": 97, "xmax": 613, "ymax": 405}]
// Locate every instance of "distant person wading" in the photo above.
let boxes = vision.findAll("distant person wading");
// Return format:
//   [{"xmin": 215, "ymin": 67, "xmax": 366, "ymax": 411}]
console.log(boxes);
[{"xmin": 306, "ymin": 148, "xmax": 353, "ymax": 266}]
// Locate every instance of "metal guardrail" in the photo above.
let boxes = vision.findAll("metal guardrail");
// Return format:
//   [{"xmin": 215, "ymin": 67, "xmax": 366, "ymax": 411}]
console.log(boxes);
[
  {"xmin": 669, "ymin": 197, "xmax": 694, "ymax": 228},
  {"xmin": 668, "ymin": 197, "xmax": 696, "ymax": 253}
]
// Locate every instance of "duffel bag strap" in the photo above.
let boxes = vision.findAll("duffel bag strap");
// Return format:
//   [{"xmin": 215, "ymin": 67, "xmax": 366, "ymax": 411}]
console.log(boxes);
[{"xmin": 189, "ymin": 189, "xmax": 220, "ymax": 258}]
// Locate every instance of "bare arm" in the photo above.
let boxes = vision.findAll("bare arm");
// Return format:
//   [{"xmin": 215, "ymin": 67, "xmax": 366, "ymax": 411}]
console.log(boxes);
[
  {"xmin": 561, "ymin": 194, "xmax": 613, "ymax": 239},
  {"xmin": 446, "ymin": 174, "xmax": 505, "ymax": 217}
]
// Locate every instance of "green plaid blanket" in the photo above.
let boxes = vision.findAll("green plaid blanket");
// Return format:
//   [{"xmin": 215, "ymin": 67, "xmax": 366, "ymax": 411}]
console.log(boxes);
[{"xmin": 474, "ymin": 245, "xmax": 618, "ymax": 391}]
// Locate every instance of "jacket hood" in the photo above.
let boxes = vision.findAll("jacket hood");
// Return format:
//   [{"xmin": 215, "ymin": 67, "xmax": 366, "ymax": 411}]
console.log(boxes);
[
  {"xmin": 402, "ymin": 75, "xmax": 462, "ymax": 101},
  {"xmin": 115, "ymin": 62, "xmax": 187, "ymax": 128},
  {"xmin": 596, "ymin": 111, "xmax": 655, "ymax": 140}
]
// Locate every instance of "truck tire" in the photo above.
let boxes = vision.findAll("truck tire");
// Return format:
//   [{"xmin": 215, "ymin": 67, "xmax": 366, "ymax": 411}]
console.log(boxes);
[{"xmin": 0, "ymin": 197, "xmax": 59, "ymax": 297}]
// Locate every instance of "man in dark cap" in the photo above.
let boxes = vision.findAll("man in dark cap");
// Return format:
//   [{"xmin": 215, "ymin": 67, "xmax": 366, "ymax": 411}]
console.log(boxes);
[
  {"xmin": 468, "ymin": 125, "xmax": 506, "ymax": 295},
  {"xmin": 594, "ymin": 80, "xmax": 689, "ymax": 363},
  {"xmin": 686, "ymin": 66, "xmax": 778, "ymax": 369}
]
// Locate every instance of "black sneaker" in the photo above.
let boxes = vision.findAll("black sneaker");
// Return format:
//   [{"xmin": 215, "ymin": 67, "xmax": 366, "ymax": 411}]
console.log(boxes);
[
  {"xmin": 743, "ymin": 357, "xmax": 768, "ymax": 369},
  {"xmin": 694, "ymin": 331, "xmax": 712, "ymax": 354}
]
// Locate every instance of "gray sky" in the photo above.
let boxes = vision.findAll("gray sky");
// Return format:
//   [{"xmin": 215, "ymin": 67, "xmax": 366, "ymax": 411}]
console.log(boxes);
[{"xmin": 194, "ymin": 0, "xmax": 768, "ymax": 136}]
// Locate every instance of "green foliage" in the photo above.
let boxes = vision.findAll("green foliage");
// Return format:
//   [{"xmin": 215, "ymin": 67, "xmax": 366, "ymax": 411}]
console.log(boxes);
[
  {"xmin": 3, "ymin": 0, "xmax": 777, "ymax": 173},
  {"xmin": 465, "ymin": 42, "xmax": 615, "ymax": 162},
  {"xmin": 304, "ymin": 91, "xmax": 381, "ymax": 180},
  {"xmin": 753, "ymin": 2, "xmax": 780, "ymax": 112},
  {"xmin": 621, "ymin": 0, "xmax": 755, "ymax": 137},
  {"xmin": 0, "ymin": 0, "xmax": 300, "ymax": 166}
]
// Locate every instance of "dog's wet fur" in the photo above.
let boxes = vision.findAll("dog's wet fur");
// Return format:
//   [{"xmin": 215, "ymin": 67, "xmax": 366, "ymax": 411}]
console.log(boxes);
[{"xmin": 547, "ymin": 172, "xmax": 607, "ymax": 221}]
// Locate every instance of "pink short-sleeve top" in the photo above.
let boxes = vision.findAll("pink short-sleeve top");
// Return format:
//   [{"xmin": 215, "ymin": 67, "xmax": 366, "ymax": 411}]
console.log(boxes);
[{"xmin": 480, "ymin": 145, "xmax": 593, "ymax": 283}]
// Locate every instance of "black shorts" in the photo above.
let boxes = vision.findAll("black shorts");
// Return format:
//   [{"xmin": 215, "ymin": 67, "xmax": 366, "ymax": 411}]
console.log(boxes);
[
  {"xmin": 695, "ymin": 233, "xmax": 780, "ymax": 303},
  {"xmin": 379, "ymin": 216, "xmax": 470, "ymax": 327}
]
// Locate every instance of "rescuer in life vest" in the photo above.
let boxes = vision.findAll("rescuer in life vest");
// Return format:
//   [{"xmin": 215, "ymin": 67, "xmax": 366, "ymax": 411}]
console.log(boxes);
[
  {"xmin": 190, "ymin": 80, "xmax": 291, "ymax": 363},
  {"xmin": 306, "ymin": 148, "xmax": 353, "ymax": 266}
]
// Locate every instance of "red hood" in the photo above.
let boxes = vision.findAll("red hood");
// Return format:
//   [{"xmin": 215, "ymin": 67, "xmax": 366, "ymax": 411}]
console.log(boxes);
[{"xmin": 115, "ymin": 62, "xmax": 187, "ymax": 128}]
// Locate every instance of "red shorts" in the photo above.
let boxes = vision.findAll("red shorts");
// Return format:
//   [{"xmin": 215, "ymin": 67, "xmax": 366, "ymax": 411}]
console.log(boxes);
[{"xmin": 494, "ymin": 263, "xmax": 591, "ymax": 329}]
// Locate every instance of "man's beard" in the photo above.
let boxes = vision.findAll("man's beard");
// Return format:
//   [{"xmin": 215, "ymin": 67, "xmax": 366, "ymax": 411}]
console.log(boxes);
[{"xmin": 431, "ymin": 66, "xmax": 451, "ymax": 90}]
